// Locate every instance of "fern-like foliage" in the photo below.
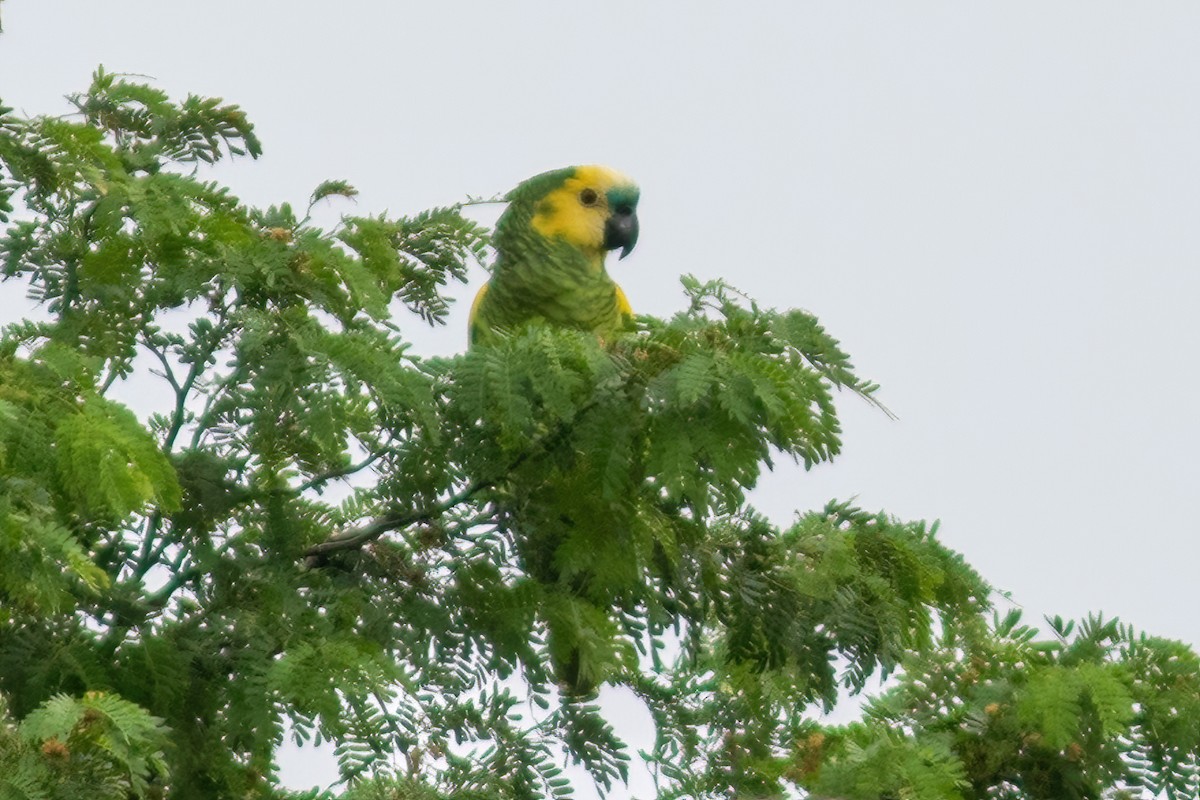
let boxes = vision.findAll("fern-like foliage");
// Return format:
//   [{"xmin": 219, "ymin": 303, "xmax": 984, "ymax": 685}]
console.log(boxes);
[
  {"xmin": 0, "ymin": 71, "xmax": 1196, "ymax": 800},
  {"xmin": 801, "ymin": 612, "xmax": 1200, "ymax": 800},
  {"xmin": 0, "ymin": 691, "xmax": 167, "ymax": 800}
]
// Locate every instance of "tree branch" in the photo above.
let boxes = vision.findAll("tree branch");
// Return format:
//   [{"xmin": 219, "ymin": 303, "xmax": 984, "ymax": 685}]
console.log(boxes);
[{"xmin": 302, "ymin": 479, "xmax": 491, "ymax": 561}]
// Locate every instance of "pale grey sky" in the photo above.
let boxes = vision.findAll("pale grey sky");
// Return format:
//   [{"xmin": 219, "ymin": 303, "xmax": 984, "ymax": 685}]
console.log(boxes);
[{"xmin": 4, "ymin": 2, "xmax": 1200, "ymax": 795}]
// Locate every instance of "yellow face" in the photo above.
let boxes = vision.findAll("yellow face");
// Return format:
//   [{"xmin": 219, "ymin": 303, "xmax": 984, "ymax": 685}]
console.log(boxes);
[{"xmin": 530, "ymin": 165, "xmax": 638, "ymax": 257}]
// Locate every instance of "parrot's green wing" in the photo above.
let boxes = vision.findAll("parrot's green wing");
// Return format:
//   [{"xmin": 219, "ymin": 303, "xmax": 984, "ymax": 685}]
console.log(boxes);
[{"xmin": 468, "ymin": 281, "xmax": 491, "ymax": 346}]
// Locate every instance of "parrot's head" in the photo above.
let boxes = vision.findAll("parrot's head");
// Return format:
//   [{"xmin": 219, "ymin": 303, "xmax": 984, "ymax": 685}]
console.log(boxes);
[{"xmin": 496, "ymin": 165, "xmax": 640, "ymax": 265}]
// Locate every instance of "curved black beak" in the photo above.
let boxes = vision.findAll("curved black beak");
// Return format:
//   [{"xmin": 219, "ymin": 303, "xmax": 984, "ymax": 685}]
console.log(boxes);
[{"xmin": 604, "ymin": 207, "xmax": 639, "ymax": 260}]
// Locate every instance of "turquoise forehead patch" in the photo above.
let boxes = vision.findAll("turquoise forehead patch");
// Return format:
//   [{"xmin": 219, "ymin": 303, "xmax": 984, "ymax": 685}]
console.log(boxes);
[{"xmin": 606, "ymin": 185, "xmax": 640, "ymax": 210}]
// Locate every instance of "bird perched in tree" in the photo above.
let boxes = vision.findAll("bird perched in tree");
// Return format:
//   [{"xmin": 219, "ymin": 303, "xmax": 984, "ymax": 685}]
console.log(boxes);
[{"xmin": 468, "ymin": 165, "xmax": 640, "ymax": 346}]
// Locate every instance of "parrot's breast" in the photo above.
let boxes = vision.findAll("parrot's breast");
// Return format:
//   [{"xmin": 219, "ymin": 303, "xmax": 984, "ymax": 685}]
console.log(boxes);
[{"xmin": 483, "ymin": 249, "xmax": 626, "ymax": 339}]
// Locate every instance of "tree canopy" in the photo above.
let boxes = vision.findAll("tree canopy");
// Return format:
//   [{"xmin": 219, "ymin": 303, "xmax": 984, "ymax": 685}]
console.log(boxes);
[{"xmin": 0, "ymin": 71, "xmax": 1197, "ymax": 800}]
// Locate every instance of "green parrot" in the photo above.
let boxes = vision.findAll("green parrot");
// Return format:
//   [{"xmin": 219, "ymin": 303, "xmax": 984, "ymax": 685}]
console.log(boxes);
[{"xmin": 468, "ymin": 165, "xmax": 640, "ymax": 346}]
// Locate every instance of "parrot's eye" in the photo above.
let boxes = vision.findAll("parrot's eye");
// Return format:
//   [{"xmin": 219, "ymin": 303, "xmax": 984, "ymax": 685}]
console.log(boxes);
[{"xmin": 579, "ymin": 188, "xmax": 599, "ymax": 207}]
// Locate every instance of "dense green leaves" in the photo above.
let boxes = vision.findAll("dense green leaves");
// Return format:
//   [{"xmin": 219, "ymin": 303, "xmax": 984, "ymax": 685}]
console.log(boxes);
[
  {"xmin": 0, "ymin": 691, "xmax": 167, "ymax": 800},
  {"xmin": 802, "ymin": 613, "xmax": 1200, "ymax": 800},
  {"xmin": 0, "ymin": 71, "xmax": 1197, "ymax": 800}
]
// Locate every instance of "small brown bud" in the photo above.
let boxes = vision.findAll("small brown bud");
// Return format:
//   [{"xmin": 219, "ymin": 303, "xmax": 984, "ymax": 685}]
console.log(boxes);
[{"xmin": 41, "ymin": 738, "xmax": 70, "ymax": 760}]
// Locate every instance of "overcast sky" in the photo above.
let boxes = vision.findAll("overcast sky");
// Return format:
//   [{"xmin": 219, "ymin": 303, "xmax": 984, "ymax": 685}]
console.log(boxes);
[{"xmin": 4, "ymin": 1, "xmax": 1200, "ymax": 795}]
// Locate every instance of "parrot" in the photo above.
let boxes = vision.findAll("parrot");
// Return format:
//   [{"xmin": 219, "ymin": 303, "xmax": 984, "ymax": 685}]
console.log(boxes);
[{"xmin": 468, "ymin": 165, "xmax": 640, "ymax": 346}]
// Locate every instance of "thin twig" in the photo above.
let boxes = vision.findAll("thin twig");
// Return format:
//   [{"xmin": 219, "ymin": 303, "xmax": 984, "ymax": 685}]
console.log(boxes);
[
  {"xmin": 144, "ymin": 561, "xmax": 198, "ymax": 611},
  {"xmin": 134, "ymin": 514, "xmax": 163, "ymax": 579},
  {"xmin": 286, "ymin": 450, "xmax": 385, "ymax": 496}
]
